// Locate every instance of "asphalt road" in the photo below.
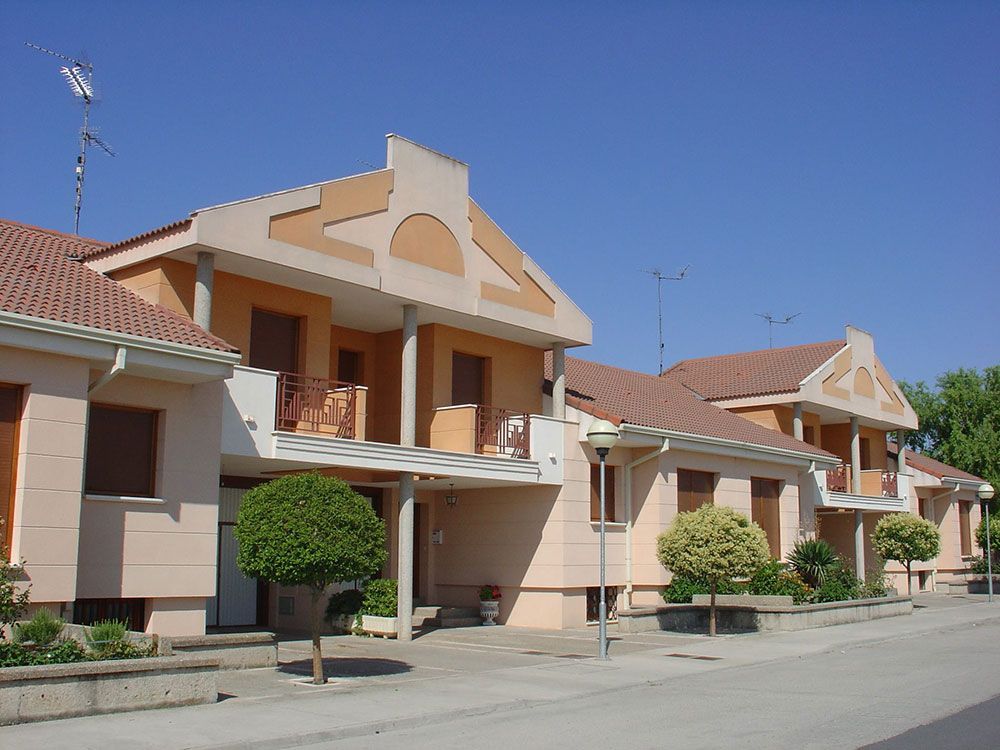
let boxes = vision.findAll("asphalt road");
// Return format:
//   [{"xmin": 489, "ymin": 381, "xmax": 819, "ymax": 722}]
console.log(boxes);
[{"xmin": 314, "ymin": 618, "xmax": 1000, "ymax": 750}]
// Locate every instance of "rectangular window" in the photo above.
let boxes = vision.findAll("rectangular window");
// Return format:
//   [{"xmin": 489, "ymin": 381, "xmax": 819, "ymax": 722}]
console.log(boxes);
[
  {"xmin": 249, "ymin": 309, "xmax": 300, "ymax": 373},
  {"xmin": 959, "ymin": 501, "xmax": 972, "ymax": 556},
  {"xmin": 0, "ymin": 384, "xmax": 22, "ymax": 550},
  {"xmin": 803, "ymin": 426, "xmax": 815, "ymax": 446},
  {"xmin": 677, "ymin": 469, "xmax": 714, "ymax": 513},
  {"xmin": 751, "ymin": 478, "xmax": 782, "ymax": 558},
  {"xmin": 73, "ymin": 598, "xmax": 146, "ymax": 632},
  {"xmin": 590, "ymin": 464, "xmax": 616, "ymax": 522},
  {"xmin": 860, "ymin": 437, "xmax": 872, "ymax": 471},
  {"xmin": 85, "ymin": 405, "xmax": 157, "ymax": 497},
  {"xmin": 451, "ymin": 352, "xmax": 486, "ymax": 406},
  {"xmin": 586, "ymin": 586, "xmax": 618, "ymax": 623},
  {"xmin": 337, "ymin": 349, "xmax": 363, "ymax": 385}
]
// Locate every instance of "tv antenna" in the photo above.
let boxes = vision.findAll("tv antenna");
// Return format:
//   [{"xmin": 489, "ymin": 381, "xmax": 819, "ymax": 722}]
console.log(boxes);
[
  {"xmin": 641, "ymin": 265, "xmax": 690, "ymax": 374},
  {"xmin": 755, "ymin": 312, "xmax": 802, "ymax": 349},
  {"xmin": 26, "ymin": 42, "xmax": 116, "ymax": 235}
]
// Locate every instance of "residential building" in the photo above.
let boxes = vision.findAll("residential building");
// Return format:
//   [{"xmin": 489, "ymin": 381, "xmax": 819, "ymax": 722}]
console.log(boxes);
[{"xmin": 0, "ymin": 219, "xmax": 240, "ymax": 636}]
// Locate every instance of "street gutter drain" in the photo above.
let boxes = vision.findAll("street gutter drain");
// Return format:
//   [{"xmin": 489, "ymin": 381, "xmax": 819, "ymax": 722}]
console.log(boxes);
[{"xmin": 665, "ymin": 653, "xmax": 721, "ymax": 661}]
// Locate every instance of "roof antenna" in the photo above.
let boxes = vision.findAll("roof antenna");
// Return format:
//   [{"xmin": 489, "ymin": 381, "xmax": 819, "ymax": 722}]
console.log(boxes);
[
  {"xmin": 26, "ymin": 42, "xmax": 116, "ymax": 237},
  {"xmin": 641, "ymin": 265, "xmax": 690, "ymax": 374},
  {"xmin": 755, "ymin": 312, "xmax": 802, "ymax": 349}
]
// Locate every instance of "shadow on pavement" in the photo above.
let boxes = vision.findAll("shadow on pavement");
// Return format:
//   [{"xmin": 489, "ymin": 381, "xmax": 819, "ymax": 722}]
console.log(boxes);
[{"xmin": 279, "ymin": 657, "xmax": 412, "ymax": 679}]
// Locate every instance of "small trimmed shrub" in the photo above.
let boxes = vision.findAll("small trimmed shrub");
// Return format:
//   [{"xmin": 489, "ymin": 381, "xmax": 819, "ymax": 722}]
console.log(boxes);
[
  {"xmin": 746, "ymin": 559, "xmax": 812, "ymax": 604},
  {"xmin": 360, "ymin": 579, "xmax": 398, "ymax": 618},
  {"xmin": 787, "ymin": 539, "xmax": 840, "ymax": 588},
  {"xmin": 975, "ymin": 515, "xmax": 1000, "ymax": 565},
  {"xmin": 662, "ymin": 575, "xmax": 742, "ymax": 604},
  {"xmin": 0, "ymin": 638, "xmax": 87, "ymax": 667},
  {"xmin": 813, "ymin": 564, "xmax": 862, "ymax": 603},
  {"xmin": 93, "ymin": 639, "xmax": 155, "ymax": 660},
  {"xmin": 861, "ymin": 568, "xmax": 890, "ymax": 599},
  {"xmin": 85, "ymin": 619, "xmax": 128, "ymax": 657},
  {"xmin": 871, "ymin": 514, "xmax": 941, "ymax": 595},
  {"xmin": 326, "ymin": 589, "xmax": 364, "ymax": 620},
  {"xmin": 13, "ymin": 608, "xmax": 65, "ymax": 646}
]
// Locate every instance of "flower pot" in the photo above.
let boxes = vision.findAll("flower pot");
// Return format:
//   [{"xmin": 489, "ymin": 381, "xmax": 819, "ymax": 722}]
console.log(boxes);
[
  {"xmin": 479, "ymin": 600, "xmax": 500, "ymax": 625},
  {"xmin": 361, "ymin": 614, "xmax": 398, "ymax": 638}
]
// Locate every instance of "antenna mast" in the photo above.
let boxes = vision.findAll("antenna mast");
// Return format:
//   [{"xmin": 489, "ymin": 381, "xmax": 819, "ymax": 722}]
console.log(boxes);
[
  {"xmin": 26, "ymin": 43, "xmax": 115, "ymax": 235},
  {"xmin": 641, "ymin": 265, "xmax": 690, "ymax": 374},
  {"xmin": 755, "ymin": 312, "xmax": 802, "ymax": 349}
]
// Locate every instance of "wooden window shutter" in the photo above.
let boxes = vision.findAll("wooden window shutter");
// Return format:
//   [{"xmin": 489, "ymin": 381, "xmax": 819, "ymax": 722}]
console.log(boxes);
[
  {"xmin": 751, "ymin": 478, "xmax": 781, "ymax": 558},
  {"xmin": 85, "ymin": 405, "xmax": 158, "ymax": 497},
  {"xmin": 959, "ymin": 502, "xmax": 972, "ymax": 557},
  {"xmin": 0, "ymin": 385, "xmax": 21, "ymax": 548},
  {"xmin": 590, "ymin": 464, "xmax": 615, "ymax": 522}
]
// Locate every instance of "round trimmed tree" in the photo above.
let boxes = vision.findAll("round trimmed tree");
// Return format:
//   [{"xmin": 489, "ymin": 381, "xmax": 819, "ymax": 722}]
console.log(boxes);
[
  {"xmin": 871, "ymin": 513, "xmax": 940, "ymax": 595},
  {"xmin": 975, "ymin": 513, "xmax": 1000, "ymax": 569},
  {"xmin": 656, "ymin": 504, "xmax": 770, "ymax": 636},
  {"xmin": 236, "ymin": 473, "xmax": 387, "ymax": 683}
]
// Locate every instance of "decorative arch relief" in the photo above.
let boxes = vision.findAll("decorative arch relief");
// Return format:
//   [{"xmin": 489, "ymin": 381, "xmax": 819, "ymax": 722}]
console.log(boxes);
[{"xmin": 389, "ymin": 213, "xmax": 465, "ymax": 277}]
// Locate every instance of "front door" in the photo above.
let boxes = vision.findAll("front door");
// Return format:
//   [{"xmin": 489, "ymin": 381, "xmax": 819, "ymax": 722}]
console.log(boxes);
[
  {"xmin": 249, "ymin": 309, "xmax": 300, "ymax": 373},
  {"xmin": 211, "ymin": 486, "xmax": 261, "ymax": 627}
]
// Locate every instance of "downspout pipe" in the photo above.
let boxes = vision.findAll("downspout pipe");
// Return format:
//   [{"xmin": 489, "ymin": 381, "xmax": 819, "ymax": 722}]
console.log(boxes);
[
  {"xmin": 88, "ymin": 346, "xmax": 127, "ymax": 394},
  {"xmin": 623, "ymin": 436, "xmax": 669, "ymax": 608}
]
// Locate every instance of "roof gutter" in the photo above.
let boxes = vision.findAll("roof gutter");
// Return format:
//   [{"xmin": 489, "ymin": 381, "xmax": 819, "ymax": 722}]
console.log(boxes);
[
  {"xmin": 88, "ymin": 345, "xmax": 127, "ymax": 394},
  {"xmin": 618, "ymin": 424, "xmax": 839, "ymax": 468}
]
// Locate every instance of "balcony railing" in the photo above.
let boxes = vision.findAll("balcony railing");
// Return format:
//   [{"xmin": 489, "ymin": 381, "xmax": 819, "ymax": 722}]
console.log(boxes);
[
  {"xmin": 825, "ymin": 464, "xmax": 898, "ymax": 498},
  {"xmin": 276, "ymin": 372, "xmax": 357, "ymax": 439},
  {"xmin": 475, "ymin": 406, "xmax": 530, "ymax": 459}
]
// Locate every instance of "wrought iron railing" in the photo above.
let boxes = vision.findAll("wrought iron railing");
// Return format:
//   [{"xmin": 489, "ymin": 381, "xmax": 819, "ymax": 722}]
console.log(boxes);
[
  {"xmin": 826, "ymin": 464, "xmax": 899, "ymax": 498},
  {"xmin": 475, "ymin": 406, "xmax": 530, "ymax": 459},
  {"xmin": 826, "ymin": 464, "xmax": 849, "ymax": 493},
  {"xmin": 276, "ymin": 372, "xmax": 356, "ymax": 439},
  {"xmin": 880, "ymin": 471, "xmax": 898, "ymax": 498}
]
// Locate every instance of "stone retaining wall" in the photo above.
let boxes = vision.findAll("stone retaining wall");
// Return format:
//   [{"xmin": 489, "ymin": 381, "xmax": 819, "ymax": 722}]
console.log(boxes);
[
  {"xmin": 0, "ymin": 655, "xmax": 218, "ymax": 725},
  {"xmin": 618, "ymin": 596, "xmax": 912, "ymax": 634},
  {"xmin": 168, "ymin": 632, "xmax": 278, "ymax": 670}
]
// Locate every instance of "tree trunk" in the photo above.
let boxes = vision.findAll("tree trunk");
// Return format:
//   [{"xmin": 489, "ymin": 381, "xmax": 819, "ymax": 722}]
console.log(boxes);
[
  {"xmin": 905, "ymin": 562, "xmax": 912, "ymax": 596},
  {"xmin": 709, "ymin": 581, "xmax": 717, "ymax": 637},
  {"xmin": 310, "ymin": 586, "xmax": 325, "ymax": 685}
]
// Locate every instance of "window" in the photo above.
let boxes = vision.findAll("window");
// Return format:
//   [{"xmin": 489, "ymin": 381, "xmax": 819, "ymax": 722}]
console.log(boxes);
[
  {"xmin": 0, "ymin": 384, "xmax": 21, "ymax": 550},
  {"xmin": 337, "ymin": 349, "xmax": 363, "ymax": 385},
  {"xmin": 959, "ymin": 501, "xmax": 972, "ymax": 557},
  {"xmin": 590, "ymin": 464, "xmax": 616, "ymax": 522},
  {"xmin": 803, "ymin": 426, "xmax": 815, "ymax": 446},
  {"xmin": 73, "ymin": 598, "xmax": 145, "ymax": 632},
  {"xmin": 452, "ymin": 352, "xmax": 486, "ymax": 405},
  {"xmin": 586, "ymin": 586, "xmax": 618, "ymax": 623},
  {"xmin": 86, "ymin": 405, "xmax": 157, "ymax": 497},
  {"xmin": 677, "ymin": 469, "xmax": 714, "ymax": 513},
  {"xmin": 860, "ymin": 437, "xmax": 872, "ymax": 471},
  {"xmin": 249, "ymin": 309, "xmax": 300, "ymax": 373},
  {"xmin": 751, "ymin": 478, "xmax": 781, "ymax": 558}
]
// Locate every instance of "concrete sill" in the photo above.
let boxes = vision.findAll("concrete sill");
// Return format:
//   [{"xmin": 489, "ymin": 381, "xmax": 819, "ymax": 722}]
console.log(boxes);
[
  {"xmin": 590, "ymin": 522, "xmax": 627, "ymax": 530},
  {"xmin": 84, "ymin": 494, "xmax": 166, "ymax": 505}
]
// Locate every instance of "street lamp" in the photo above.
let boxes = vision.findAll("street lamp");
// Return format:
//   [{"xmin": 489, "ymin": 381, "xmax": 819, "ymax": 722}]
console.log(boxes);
[
  {"xmin": 977, "ymin": 483, "xmax": 995, "ymax": 603},
  {"xmin": 586, "ymin": 418, "xmax": 619, "ymax": 660}
]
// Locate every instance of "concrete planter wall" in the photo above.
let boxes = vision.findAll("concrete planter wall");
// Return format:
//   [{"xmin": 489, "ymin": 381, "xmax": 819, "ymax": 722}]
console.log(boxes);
[
  {"xmin": 0, "ymin": 655, "xmax": 218, "ymax": 725},
  {"xmin": 362, "ymin": 615, "xmax": 398, "ymax": 638},
  {"xmin": 167, "ymin": 632, "xmax": 277, "ymax": 670},
  {"xmin": 618, "ymin": 596, "xmax": 913, "ymax": 635}
]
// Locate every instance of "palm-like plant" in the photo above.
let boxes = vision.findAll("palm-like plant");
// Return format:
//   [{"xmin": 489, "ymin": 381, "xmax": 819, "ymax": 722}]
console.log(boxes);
[{"xmin": 787, "ymin": 539, "xmax": 841, "ymax": 588}]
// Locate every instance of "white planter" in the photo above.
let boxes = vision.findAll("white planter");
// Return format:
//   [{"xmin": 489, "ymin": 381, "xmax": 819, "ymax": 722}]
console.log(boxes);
[
  {"xmin": 479, "ymin": 600, "xmax": 500, "ymax": 625},
  {"xmin": 361, "ymin": 614, "xmax": 398, "ymax": 638}
]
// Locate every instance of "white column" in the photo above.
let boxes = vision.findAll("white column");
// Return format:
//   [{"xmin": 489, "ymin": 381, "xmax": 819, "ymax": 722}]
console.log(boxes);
[
  {"xmin": 850, "ymin": 416, "xmax": 862, "ymax": 495},
  {"xmin": 397, "ymin": 304, "xmax": 417, "ymax": 642},
  {"xmin": 551, "ymin": 342, "xmax": 566, "ymax": 419},
  {"xmin": 854, "ymin": 509, "xmax": 866, "ymax": 580},
  {"xmin": 194, "ymin": 251, "xmax": 215, "ymax": 330},
  {"xmin": 897, "ymin": 430, "xmax": 907, "ymax": 473},
  {"xmin": 792, "ymin": 402, "xmax": 803, "ymax": 441}
]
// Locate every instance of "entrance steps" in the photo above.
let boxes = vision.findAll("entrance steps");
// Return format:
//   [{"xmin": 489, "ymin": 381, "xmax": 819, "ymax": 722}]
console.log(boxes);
[{"xmin": 413, "ymin": 606, "xmax": 481, "ymax": 628}]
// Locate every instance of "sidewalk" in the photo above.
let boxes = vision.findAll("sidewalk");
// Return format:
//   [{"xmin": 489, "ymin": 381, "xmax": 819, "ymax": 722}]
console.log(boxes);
[{"xmin": 6, "ymin": 595, "xmax": 998, "ymax": 749}]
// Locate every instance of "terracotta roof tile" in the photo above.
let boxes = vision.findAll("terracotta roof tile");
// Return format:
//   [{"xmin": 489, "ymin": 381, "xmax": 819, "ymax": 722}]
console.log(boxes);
[
  {"xmin": 0, "ymin": 218, "xmax": 238, "ymax": 353},
  {"xmin": 77, "ymin": 218, "xmax": 192, "ymax": 260},
  {"xmin": 546, "ymin": 354, "xmax": 835, "ymax": 458},
  {"xmin": 888, "ymin": 443, "xmax": 985, "ymax": 483},
  {"xmin": 662, "ymin": 340, "xmax": 845, "ymax": 401}
]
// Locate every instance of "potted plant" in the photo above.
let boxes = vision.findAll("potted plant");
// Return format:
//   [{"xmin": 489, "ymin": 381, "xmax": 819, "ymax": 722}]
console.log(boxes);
[
  {"xmin": 360, "ymin": 579, "xmax": 398, "ymax": 638},
  {"xmin": 478, "ymin": 585, "xmax": 501, "ymax": 625},
  {"xmin": 325, "ymin": 588, "xmax": 363, "ymax": 634}
]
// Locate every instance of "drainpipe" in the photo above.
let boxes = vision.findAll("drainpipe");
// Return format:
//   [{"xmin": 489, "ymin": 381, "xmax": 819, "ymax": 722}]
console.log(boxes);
[
  {"xmin": 623, "ymin": 436, "xmax": 669, "ymax": 608},
  {"xmin": 88, "ymin": 346, "xmax": 127, "ymax": 394}
]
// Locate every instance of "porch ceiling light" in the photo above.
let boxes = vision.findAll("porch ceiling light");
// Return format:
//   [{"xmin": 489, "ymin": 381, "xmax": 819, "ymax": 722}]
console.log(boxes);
[
  {"xmin": 445, "ymin": 483, "xmax": 458, "ymax": 509},
  {"xmin": 586, "ymin": 419, "xmax": 620, "ymax": 455},
  {"xmin": 978, "ymin": 484, "xmax": 995, "ymax": 502}
]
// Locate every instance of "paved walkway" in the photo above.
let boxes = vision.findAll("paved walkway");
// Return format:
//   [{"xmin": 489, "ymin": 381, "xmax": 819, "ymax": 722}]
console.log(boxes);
[{"xmin": 6, "ymin": 594, "xmax": 998, "ymax": 749}]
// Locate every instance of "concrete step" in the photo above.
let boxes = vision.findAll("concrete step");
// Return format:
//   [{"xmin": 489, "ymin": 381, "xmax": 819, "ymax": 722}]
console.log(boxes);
[
  {"xmin": 412, "ymin": 606, "xmax": 481, "ymax": 628},
  {"xmin": 440, "ymin": 617, "xmax": 482, "ymax": 628}
]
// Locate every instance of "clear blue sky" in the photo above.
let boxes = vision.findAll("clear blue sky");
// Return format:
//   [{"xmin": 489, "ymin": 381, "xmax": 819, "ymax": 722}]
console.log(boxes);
[{"xmin": 3, "ymin": 2, "xmax": 997, "ymax": 385}]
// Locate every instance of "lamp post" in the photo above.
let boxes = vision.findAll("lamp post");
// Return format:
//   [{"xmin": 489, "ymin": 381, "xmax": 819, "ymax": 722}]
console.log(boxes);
[
  {"xmin": 586, "ymin": 418, "xmax": 619, "ymax": 660},
  {"xmin": 978, "ymin": 483, "xmax": 995, "ymax": 603}
]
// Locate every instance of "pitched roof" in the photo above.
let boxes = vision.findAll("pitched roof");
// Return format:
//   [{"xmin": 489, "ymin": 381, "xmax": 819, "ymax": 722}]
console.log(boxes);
[
  {"xmin": 546, "ymin": 354, "xmax": 835, "ymax": 459},
  {"xmin": 0, "ymin": 219, "xmax": 237, "ymax": 353},
  {"xmin": 662, "ymin": 339, "xmax": 846, "ymax": 401},
  {"xmin": 77, "ymin": 218, "xmax": 192, "ymax": 260},
  {"xmin": 887, "ymin": 443, "xmax": 985, "ymax": 483}
]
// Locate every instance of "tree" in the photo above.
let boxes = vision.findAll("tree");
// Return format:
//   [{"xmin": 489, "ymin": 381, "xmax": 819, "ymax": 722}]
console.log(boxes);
[
  {"xmin": 975, "ymin": 513, "xmax": 1000, "ymax": 569},
  {"xmin": 656, "ymin": 505, "xmax": 769, "ymax": 636},
  {"xmin": 900, "ymin": 367, "xmax": 1000, "ymax": 500},
  {"xmin": 871, "ymin": 514, "xmax": 941, "ymax": 595},
  {"xmin": 235, "ymin": 473, "xmax": 387, "ymax": 684}
]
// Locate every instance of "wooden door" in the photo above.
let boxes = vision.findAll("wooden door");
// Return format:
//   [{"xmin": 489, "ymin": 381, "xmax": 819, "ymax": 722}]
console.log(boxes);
[
  {"xmin": 249, "ymin": 309, "xmax": 300, "ymax": 373},
  {"xmin": 0, "ymin": 385, "xmax": 21, "ymax": 549}
]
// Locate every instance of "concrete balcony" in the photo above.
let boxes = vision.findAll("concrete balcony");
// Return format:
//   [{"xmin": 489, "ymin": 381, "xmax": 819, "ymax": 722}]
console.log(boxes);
[
  {"xmin": 816, "ymin": 464, "xmax": 908, "ymax": 512},
  {"xmin": 222, "ymin": 366, "xmax": 563, "ymax": 485}
]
